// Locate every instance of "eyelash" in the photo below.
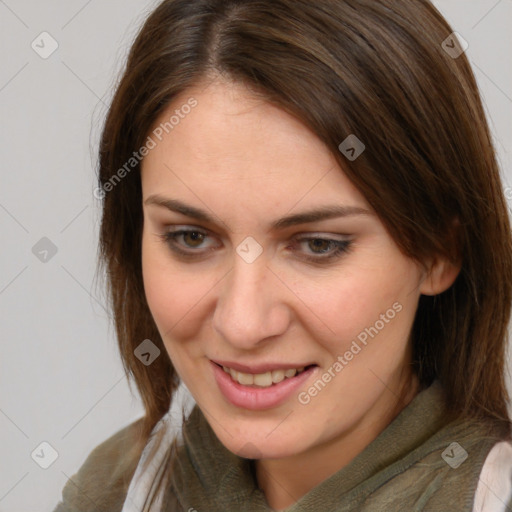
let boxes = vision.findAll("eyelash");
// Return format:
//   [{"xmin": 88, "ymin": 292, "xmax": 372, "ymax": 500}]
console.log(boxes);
[{"xmin": 157, "ymin": 228, "xmax": 352, "ymax": 264}]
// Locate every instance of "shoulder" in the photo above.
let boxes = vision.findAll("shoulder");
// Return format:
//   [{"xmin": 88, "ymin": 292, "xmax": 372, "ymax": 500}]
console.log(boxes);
[
  {"xmin": 473, "ymin": 440, "xmax": 512, "ymax": 512},
  {"xmin": 53, "ymin": 417, "xmax": 146, "ymax": 512},
  {"xmin": 419, "ymin": 422, "xmax": 511, "ymax": 512}
]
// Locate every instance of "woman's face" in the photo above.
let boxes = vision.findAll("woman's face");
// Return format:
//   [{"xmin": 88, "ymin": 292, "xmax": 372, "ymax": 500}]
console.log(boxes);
[{"xmin": 141, "ymin": 78, "xmax": 429, "ymax": 460}]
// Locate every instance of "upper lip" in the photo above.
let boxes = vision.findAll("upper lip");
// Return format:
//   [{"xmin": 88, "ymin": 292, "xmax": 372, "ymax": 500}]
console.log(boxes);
[{"xmin": 211, "ymin": 359, "xmax": 316, "ymax": 374}]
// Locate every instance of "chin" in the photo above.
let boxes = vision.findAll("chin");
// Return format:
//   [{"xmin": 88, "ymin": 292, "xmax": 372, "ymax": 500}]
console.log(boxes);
[{"xmin": 212, "ymin": 422, "xmax": 305, "ymax": 460}]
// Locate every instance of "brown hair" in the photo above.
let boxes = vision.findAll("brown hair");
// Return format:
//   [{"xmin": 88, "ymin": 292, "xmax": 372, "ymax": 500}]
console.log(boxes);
[{"xmin": 97, "ymin": 0, "xmax": 512, "ymax": 489}]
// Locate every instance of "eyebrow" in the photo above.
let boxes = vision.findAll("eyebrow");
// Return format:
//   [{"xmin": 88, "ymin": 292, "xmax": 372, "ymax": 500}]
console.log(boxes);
[{"xmin": 144, "ymin": 195, "xmax": 372, "ymax": 231}]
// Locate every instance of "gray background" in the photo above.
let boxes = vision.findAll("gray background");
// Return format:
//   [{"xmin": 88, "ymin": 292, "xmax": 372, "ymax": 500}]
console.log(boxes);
[{"xmin": 0, "ymin": 1, "xmax": 511, "ymax": 511}]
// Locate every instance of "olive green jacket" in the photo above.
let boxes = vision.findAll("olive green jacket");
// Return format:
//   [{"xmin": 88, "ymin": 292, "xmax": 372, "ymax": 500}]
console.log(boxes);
[{"xmin": 54, "ymin": 381, "xmax": 510, "ymax": 511}]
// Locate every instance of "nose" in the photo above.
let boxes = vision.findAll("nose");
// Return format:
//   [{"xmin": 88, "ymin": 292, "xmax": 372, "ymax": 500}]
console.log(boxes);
[{"xmin": 212, "ymin": 253, "xmax": 291, "ymax": 350}]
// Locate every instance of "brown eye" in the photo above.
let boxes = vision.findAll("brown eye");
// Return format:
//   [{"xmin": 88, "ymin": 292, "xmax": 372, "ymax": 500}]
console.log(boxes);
[
  {"xmin": 182, "ymin": 231, "xmax": 206, "ymax": 248},
  {"xmin": 307, "ymin": 239, "xmax": 333, "ymax": 254},
  {"xmin": 292, "ymin": 236, "xmax": 352, "ymax": 264},
  {"xmin": 159, "ymin": 228, "xmax": 220, "ymax": 259}
]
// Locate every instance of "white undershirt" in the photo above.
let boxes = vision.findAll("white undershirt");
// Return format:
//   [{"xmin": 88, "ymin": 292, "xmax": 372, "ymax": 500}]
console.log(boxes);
[{"xmin": 473, "ymin": 440, "xmax": 512, "ymax": 512}]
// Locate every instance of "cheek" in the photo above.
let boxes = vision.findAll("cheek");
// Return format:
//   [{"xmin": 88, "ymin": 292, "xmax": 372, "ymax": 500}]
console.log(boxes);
[
  {"xmin": 283, "ymin": 254, "xmax": 421, "ymax": 359},
  {"xmin": 141, "ymin": 233, "xmax": 211, "ymax": 343}
]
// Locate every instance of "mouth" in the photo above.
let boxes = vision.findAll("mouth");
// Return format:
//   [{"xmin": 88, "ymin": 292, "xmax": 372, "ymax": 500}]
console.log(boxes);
[{"xmin": 210, "ymin": 361, "xmax": 319, "ymax": 410}]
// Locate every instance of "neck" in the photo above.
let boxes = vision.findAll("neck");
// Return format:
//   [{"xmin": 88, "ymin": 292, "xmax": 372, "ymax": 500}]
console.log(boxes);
[{"xmin": 255, "ymin": 372, "xmax": 420, "ymax": 510}]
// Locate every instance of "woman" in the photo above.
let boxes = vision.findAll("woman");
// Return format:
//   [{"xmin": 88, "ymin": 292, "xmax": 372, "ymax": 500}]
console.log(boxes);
[{"xmin": 54, "ymin": 0, "xmax": 512, "ymax": 510}]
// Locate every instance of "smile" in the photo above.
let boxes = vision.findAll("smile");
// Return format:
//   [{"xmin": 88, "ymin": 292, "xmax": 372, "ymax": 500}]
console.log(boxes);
[
  {"xmin": 211, "ymin": 361, "xmax": 318, "ymax": 410},
  {"xmin": 222, "ymin": 365, "xmax": 307, "ymax": 387}
]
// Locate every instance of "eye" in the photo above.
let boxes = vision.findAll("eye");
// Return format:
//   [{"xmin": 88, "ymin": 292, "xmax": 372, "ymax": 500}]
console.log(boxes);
[
  {"xmin": 177, "ymin": 230, "xmax": 206, "ymax": 248},
  {"xmin": 306, "ymin": 239, "xmax": 335, "ymax": 253},
  {"xmin": 292, "ymin": 236, "xmax": 352, "ymax": 263},
  {"xmin": 157, "ymin": 227, "xmax": 220, "ymax": 258}
]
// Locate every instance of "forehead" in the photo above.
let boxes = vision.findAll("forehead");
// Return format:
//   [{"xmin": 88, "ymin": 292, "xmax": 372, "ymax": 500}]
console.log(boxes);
[{"xmin": 140, "ymin": 79, "xmax": 369, "ymax": 217}]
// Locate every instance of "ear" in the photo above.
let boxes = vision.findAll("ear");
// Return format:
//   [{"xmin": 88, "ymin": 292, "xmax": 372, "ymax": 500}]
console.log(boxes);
[
  {"xmin": 419, "ymin": 255, "xmax": 461, "ymax": 296},
  {"xmin": 420, "ymin": 218, "xmax": 462, "ymax": 296}
]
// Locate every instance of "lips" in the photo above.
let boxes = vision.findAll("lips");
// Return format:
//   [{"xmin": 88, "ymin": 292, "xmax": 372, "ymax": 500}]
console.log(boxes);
[{"xmin": 210, "ymin": 360, "xmax": 319, "ymax": 410}]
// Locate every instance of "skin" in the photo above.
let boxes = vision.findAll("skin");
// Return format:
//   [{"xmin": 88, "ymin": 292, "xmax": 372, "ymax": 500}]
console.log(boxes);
[{"xmin": 140, "ymin": 77, "xmax": 460, "ymax": 510}]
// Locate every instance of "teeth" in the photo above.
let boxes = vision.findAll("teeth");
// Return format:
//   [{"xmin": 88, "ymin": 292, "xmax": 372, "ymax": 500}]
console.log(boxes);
[
  {"xmin": 223, "ymin": 366, "xmax": 308, "ymax": 388},
  {"xmin": 253, "ymin": 372, "xmax": 273, "ymax": 387},
  {"xmin": 271, "ymin": 369, "xmax": 285, "ymax": 383},
  {"xmin": 237, "ymin": 371, "xmax": 254, "ymax": 386}
]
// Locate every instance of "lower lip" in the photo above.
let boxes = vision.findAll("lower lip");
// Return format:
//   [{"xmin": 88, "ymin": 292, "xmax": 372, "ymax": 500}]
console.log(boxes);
[{"xmin": 211, "ymin": 362, "xmax": 317, "ymax": 410}]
